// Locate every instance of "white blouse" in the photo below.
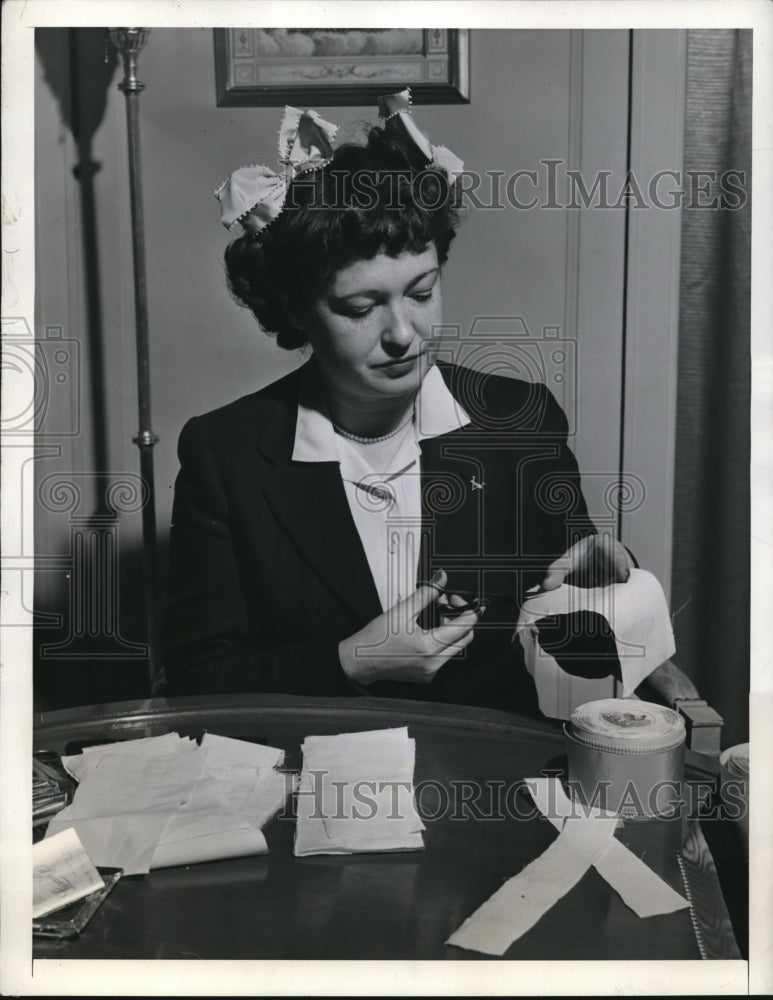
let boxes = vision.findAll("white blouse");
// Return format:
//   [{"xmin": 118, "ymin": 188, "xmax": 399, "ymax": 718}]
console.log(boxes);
[{"xmin": 292, "ymin": 363, "xmax": 470, "ymax": 611}]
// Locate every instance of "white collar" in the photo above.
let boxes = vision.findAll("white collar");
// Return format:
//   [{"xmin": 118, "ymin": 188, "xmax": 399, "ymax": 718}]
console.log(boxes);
[{"xmin": 291, "ymin": 361, "xmax": 470, "ymax": 463}]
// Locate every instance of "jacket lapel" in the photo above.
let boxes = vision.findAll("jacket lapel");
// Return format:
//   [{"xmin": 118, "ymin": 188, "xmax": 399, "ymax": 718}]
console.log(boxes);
[
  {"xmin": 417, "ymin": 431, "xmax": 486, "ymax": 587},
  {"xmin": 261, "ymin": 463, "xmax": 382, "ymax": 625},
  {"xmin": 415, "ymin": 360, "xmax": 482, "ymax": 586},
  {"xmin": 256, "ymin": 366, "xmax": 382, "ymax": 626}
]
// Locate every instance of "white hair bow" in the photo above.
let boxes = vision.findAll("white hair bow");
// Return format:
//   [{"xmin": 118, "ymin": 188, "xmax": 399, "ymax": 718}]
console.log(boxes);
[
  {"xmin": 377, "ymin": 88, "xmax": 465, "ymax": 184},
  {"xmin": 215, "ymin": 89, "xmax": 464, "ymax": 237},
  {"xmin": 215, "ymin": 106, "xmax": 338, "ymax": 236}
]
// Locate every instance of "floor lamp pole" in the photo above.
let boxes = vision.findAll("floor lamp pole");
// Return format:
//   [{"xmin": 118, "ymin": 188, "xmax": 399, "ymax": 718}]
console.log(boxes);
[{"xmin": 108, "ymin": 28, "xmax": 161, "ymax": 692}]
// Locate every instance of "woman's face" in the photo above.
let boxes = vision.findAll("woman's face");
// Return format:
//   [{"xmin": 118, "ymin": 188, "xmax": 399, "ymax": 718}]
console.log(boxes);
[{"xmin": 300, "ymin": 245, "xmax": 443, "ymax": 409}]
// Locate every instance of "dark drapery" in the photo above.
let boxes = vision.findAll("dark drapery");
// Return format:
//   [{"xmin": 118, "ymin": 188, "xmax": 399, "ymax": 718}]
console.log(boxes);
[{"xmin": 671, "ymin": 29, "xmax": 751, "ymax": 748}]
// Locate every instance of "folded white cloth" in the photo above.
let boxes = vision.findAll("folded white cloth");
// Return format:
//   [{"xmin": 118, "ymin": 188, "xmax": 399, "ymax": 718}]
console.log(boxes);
[{"xmin": 294, "ymin": 728, "xmax": 425, "ymax": 857}]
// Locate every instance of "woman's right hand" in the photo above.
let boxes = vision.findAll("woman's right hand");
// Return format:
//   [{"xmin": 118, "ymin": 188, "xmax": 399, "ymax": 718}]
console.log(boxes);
[{"xmin": 339, "ymin": 570, "xmax": 483, "ymax": 686}]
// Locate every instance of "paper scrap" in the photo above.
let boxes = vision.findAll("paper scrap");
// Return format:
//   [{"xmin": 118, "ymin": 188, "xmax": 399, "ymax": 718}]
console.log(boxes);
[
  {"xmin": 515, "ymin": 568, "xmax": 676, "ymax": 719},
  {"xmin": 33, "ymin": 827, "xmax": 104, "ymax": 919},
  {"xmin": 526, "ymin": 777, "xmax": 689, "ymax": 918},
  {"xmin": 447, "ymin": 808, "xmax": 619, "ymax": 955}
]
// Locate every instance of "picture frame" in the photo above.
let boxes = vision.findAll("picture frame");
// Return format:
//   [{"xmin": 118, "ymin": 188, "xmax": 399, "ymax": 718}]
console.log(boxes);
[{"xmin": 213, "ymin": 28, "xmax": 470, "ymax": 107}]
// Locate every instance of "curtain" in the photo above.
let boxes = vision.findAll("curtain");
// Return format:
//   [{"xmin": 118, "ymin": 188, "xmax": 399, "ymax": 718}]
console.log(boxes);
[{"xmin": 671, "ymin": 30, "xmax": 751, "ymax": 748}]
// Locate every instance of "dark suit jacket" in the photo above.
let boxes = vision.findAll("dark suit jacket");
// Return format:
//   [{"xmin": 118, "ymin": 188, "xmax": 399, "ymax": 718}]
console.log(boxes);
[{"xmin": 164, "ymin": 360, "xmax": 597, "ymax": 713}]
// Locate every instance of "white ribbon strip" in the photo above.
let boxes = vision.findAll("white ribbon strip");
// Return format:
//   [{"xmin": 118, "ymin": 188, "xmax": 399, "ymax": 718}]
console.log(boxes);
[
  {"xmin": 447, "ymin": 777, "xmax": 689, "ymax": 956},
  {"xmin": 447, "ymin": 804, "xmax": 618, "ymax": 955},
  {"xmin": 526, "ymin": 778, "xmax": 689, "ymax": 918}
]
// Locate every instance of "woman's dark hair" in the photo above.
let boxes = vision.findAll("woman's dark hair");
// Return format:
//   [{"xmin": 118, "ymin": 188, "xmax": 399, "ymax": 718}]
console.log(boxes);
[{"xmin": 224, "ymin": 120, "xmax": 462, "ymax": 350}]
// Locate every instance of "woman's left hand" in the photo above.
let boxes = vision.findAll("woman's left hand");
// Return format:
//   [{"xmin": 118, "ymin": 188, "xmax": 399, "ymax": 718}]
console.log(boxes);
[{"xmin": 539, "ymin": 534, "xmax": 633, "ymax": 592}]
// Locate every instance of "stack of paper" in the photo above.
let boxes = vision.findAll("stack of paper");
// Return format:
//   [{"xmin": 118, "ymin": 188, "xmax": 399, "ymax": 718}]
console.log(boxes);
[
  {"xmin": 294, "ymin": 727, "xmax": 425, "ymax": 856},
  {"xmin": 45, "ymin": 733, "xmax": 291, "ymax": 875}
]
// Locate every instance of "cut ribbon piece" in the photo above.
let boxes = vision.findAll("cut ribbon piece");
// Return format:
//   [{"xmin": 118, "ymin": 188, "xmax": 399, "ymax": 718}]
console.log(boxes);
[
  {"xmin": 525, "ymin": 777, "xmax": 689, "ymax": 919},
  {"xmin": 447, "ymin": 801, "xmax": 619, "ymax": 955},
  {"xmin": 447, "ymin": 776, "xmax": 690, "ymax": 956},
  {"xmin": 215, "ymin": 105, "xmax": 338, "ymax": 236}
]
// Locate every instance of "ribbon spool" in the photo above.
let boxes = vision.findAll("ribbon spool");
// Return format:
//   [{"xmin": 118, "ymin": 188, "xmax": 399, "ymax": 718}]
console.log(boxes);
[
  {"xmin": 719, "ymin": 742, "xmax": 749, "ymax": 854},
  {"xmin": 564, "ymin": 698, "xmax": 686, "ymax": 823}
]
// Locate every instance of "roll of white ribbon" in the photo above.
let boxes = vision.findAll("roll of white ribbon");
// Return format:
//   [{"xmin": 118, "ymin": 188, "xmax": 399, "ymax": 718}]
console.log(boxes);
[
  {"xmin": 565, "ymin": 698, "xmax": 686, "ymax": 819},
  {"xmin": 719, "ymin": 743, "xmax": 749, "ymax": 851}
]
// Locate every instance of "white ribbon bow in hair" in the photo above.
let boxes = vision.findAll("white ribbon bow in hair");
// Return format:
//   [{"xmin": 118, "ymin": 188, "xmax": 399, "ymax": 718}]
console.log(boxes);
[
  {"xmin": 377, "ymin": 87, "xmax": 465, "ymax": 184},
  {"xmin": 215, "ymin": 106, "xmax": 339, "ymax": 236}
]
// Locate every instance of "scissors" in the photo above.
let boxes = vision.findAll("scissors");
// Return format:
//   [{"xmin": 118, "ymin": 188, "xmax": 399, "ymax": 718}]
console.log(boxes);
[{"xmin": 418, "ymin": 582, "xmax": 547, "ymax": 619}]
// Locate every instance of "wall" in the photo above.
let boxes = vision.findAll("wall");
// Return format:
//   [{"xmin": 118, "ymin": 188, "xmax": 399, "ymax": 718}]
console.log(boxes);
[{"xmin": 34, "ymin": 28, "xmax": 657, "ymax": 709}]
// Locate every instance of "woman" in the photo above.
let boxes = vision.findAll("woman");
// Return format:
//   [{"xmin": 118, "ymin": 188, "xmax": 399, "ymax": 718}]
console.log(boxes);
[{"xmin": 164, "ymin": 91, "xmax": 632, "ymax": 711}]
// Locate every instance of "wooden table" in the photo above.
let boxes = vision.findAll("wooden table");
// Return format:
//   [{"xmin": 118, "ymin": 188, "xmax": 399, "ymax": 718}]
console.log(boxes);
[{"xmin": 32, "ymin": 694, "xmax": 742, "ymax": 961}]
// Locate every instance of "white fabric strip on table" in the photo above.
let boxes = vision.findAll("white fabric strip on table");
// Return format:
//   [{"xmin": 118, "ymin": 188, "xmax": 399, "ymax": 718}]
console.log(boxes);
[
  {"xmin": 525, "ymin": 777, "xmax": 689, "ymax": 918},
  {"xmin": 447, "ymin": 806, "xmax": 620, "ymax": 955}
]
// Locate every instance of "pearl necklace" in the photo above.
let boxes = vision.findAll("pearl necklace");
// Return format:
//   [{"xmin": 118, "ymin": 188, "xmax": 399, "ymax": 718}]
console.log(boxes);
[{"xmin": 333, "ymin": 413, "xmax": 413, "ymax": 445}]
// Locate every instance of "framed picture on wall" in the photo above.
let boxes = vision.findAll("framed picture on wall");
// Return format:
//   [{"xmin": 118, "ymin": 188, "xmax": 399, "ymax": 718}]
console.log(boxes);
[{"xmin": 213, "ymin": 28, "xmax": 470, "ymax": 106}]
